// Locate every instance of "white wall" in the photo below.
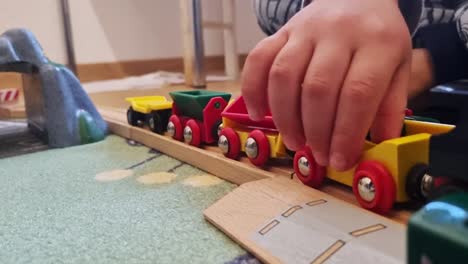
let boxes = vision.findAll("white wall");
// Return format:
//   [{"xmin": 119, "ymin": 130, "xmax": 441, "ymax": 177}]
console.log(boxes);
[
  {"xmin": 0, "ymin": 0, "xmax": 265, "ymax": 65},
  {"xmin": 0, "ymin": 0, "xmax": 67, "ymax": 63}
]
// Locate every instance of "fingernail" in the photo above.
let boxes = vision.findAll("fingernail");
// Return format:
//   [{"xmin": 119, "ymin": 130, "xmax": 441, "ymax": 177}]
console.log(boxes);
[
  {"xmin": 330, "ymin": 153, "xmax": 347, "ymax": 171},
  {"xmin": 312, "ymin": 151, "xmax": 328, "ymax": 166}
]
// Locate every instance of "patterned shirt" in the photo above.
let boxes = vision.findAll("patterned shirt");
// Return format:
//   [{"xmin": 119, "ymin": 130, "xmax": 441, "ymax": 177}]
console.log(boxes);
[{"xmin": 253, "ymin": 0, "xmax": 468, "ymax": 84}]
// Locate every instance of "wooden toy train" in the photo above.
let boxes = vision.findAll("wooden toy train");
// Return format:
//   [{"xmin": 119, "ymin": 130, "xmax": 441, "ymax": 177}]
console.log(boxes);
[{"xmin": 125, "ymin": 86, "xmax": 468, "ymax": 215}]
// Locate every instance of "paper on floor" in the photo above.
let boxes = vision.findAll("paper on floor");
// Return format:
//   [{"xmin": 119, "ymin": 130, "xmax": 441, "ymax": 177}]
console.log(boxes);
[{"xmin": 82, "ymin": 71, "xmax": 232, "ymax": 93}]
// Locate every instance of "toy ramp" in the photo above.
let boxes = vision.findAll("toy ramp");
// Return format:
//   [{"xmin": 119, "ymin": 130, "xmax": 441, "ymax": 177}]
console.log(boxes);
[
  {"xmin": 0, "ymin": 28, "xmax": 107, "ymax": 147},
  {"xmin": 204, "ymin": 177, "xmax": 406, "ymax": 264}
]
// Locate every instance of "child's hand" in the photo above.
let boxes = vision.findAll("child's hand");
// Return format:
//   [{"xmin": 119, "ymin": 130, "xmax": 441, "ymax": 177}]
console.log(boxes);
[{"xmin": 241, "ymin": 0, "xmax": 412, "ymax": 171}]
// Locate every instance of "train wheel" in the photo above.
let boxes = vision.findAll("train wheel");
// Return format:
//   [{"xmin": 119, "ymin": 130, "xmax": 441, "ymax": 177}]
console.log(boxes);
[
  {"xmin": 167, "ymin": 115, "xmax": 183, "ymax": 140},
  {"xmin": 406, "ymin": 163, "xmax": 432, "ymax": 201},
  {"xmin": 217, "ymin": 123, "xmax": 223, "ymax": 137},
  {"xmin": 127, "ymin": 107, "xmax": 140, "ymax": 126},
  {"xmin": 183, "ymin": 119, "xmax": 201, "ymax": 147},
  {"xmin": 245, "ymin": 130, "xmax": 270, "ymax": 166},
  {"xmin": 293, "ymin": 147, "xmax": 326, "ymax": 188},
  {"xmin": 218, "ymin": 127, "xmax": 240, "ymax": 159},
  {"xmin": 147, "ymin": 111, "xmax": 164, "ymax": 134},
  {"xmin": 352, "ymin": 161, "xmax": 396, "ymax": 214}
]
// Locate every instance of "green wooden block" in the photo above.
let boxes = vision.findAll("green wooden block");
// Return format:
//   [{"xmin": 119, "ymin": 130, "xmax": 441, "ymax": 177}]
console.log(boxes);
[
  {"xmin": 408, "ymin": 192, "xmax": 468, "ymax": 263},
  {"xmin": 169, "ymin": 90, "xmax": 231, "ymax": 120}
]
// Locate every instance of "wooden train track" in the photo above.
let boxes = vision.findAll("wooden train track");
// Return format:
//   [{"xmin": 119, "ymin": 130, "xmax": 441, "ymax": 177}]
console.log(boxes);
[{"xmin": 98, "ymin": 106, "xmax": 413, "ymax": 224}]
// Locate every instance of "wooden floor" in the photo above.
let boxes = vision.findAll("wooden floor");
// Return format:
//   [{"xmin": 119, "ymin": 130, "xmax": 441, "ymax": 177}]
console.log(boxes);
[{"xmin": 93, "ymin": 80, "xmax": 414, "ymax": 224}]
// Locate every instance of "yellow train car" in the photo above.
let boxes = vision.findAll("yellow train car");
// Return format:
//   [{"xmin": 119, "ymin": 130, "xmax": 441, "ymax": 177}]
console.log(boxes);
[
  {"xmin": 125, "ymin": 96, "xmax": 173, "ymax": 134},
  {"xmin": 293, "ymin": 119, "xmax": 456, "ymax": 214}
]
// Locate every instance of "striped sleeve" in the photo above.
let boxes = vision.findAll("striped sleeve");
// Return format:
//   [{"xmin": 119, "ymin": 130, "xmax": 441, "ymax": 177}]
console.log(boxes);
[
  {"xmin": 455, "ymin": 1, "xmax": 468, "ymax": 49},
  {"xmin": 253, "ymin": 0, "xmax": 424, "ymax": 36}
]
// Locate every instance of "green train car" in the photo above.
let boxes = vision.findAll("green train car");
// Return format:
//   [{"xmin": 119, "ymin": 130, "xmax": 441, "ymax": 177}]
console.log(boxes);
[{"xmin": 408, "ymin": 192, "xmax": 468, "ymax": 263}]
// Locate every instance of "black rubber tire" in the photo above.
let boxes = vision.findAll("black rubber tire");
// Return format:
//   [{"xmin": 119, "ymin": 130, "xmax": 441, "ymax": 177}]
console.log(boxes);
[
  {"xmin": 253, "ymin": 0, "xmax": 302, "ymax": 35},
  {"xmin": 147, "ymin": 111, "xmax": 165, "ymax": 134},
  {"xmin": 405, "ymin": 163, "xmax": 429, "ymax": 201},
  {"xmin": 127, "ymin": 107, "xmax": 140, "ymax": 126},
  {"xmin": 159, "ymin": 109, "xmax": 172, "ymax": 132}
]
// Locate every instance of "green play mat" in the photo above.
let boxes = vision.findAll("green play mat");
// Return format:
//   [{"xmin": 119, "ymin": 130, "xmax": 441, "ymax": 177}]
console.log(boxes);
[{"xmin": 0, "ymin": 135, "xmax": 255, "ymax": 263}]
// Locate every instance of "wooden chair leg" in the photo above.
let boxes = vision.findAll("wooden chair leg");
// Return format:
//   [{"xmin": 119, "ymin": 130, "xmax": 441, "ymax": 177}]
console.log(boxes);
[{"xmin": 222, "ymin": 0, "xmax": 240, "ymax": 80}]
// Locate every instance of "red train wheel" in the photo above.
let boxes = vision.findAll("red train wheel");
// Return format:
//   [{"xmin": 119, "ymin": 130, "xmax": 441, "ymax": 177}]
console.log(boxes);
[
  {"xmin": 245, "ymin": 130, "xmax": 270, "ymax": 167},
  {"xmin": 352, "ymin": 161, "xmax": 396, "ymax": 214},
  {"xmin": 293, "ymin": 147, "xmax": 326, "ymax": 188},
  {"xmin": 167, "ymin": 115, "xmax": 183, "ymax": 141},
  {"xmin": 218, "ymin": 127, "xmax": 240, "ymax": 159},
  {"xmin": 183, "ymin": 119, "xmax": 201, "ymax": 147}
]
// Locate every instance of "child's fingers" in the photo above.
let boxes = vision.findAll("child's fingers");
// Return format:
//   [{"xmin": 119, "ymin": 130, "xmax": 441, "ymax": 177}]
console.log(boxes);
[
  {"xmin": 329, "ymin": 46, "xmax": 400, "ymax": 171},
  {"xmin": 370, "ymin": 58, "xmax": 410, "ymax": 143},
  {"xmin": 301, "ymin": 41, "xmax": 352, "ymax": 166},
  {"xmin": 267, "ymin": 35, "xmax": 315, "ymax": 150},
  {"xmin": 241, "ymin": 32, "xmax": 288, "ymax": 121}
]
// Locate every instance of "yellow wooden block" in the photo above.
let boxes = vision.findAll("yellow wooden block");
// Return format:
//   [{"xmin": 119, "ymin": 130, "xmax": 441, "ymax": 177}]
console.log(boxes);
[{"xmin": 125, "ymin": 96, "xmax": 173, "ymax": 114}]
